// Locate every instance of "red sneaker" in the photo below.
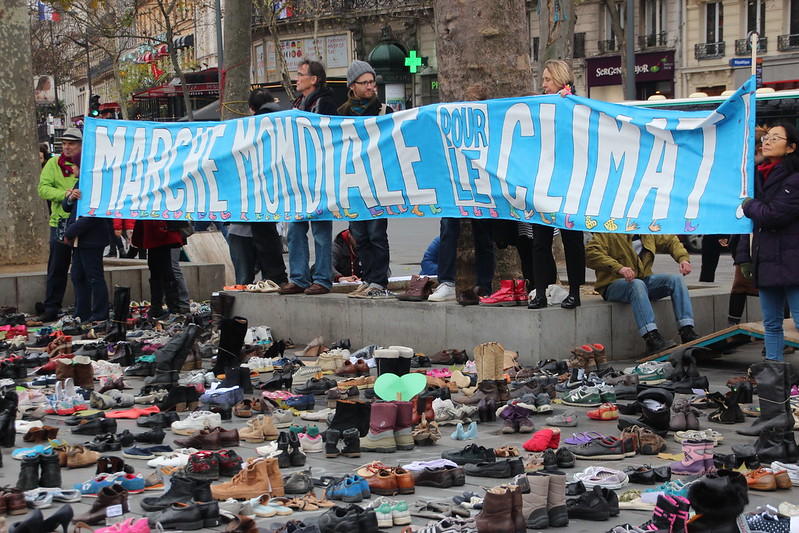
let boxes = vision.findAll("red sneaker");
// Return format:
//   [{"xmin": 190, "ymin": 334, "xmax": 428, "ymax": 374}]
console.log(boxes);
[{"xmin": 587, "ymin": 403, "xmax": 619, "ymax": 420}]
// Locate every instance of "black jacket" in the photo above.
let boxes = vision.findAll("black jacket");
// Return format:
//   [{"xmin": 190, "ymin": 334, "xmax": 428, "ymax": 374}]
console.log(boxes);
[
  {"xmin": 292, "ymin": 87, "xmax": 338, "ymax": 115},
  {"xmin": 62, "ymin": 198, "xmax": 109, "ymax": 248},
  {"xmin": 255, "ymin": 101, "xmax": 281, "ymax": 115}
]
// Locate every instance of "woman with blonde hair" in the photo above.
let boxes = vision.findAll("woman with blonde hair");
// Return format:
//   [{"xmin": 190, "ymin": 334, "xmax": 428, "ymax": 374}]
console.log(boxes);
[{"xmin": 527, "ymin": 59, "xmax": 584, "ymax": 309}]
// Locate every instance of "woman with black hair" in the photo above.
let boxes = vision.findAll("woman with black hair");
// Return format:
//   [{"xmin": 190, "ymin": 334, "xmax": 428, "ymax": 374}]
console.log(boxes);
[{"xmin": 739, "ymin": 121, "xmax": 799, "ymax": 361}]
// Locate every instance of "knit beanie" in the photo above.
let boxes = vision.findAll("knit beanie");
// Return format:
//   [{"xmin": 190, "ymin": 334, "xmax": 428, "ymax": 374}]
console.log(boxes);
[{"xmin": 347, "ymin": 60, "xmax": 376, "ymax": 87}]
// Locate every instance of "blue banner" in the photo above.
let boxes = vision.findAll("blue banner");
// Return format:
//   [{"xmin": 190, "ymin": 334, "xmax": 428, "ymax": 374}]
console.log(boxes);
[{"xmin": 78, "ymin": 77, "xmax": 756, "ymax": 234}]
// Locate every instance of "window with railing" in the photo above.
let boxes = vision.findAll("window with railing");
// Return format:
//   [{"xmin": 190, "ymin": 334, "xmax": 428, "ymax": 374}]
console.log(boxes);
[
  {"xmin": 778, "ymin": 34, "xmax": 799, "ymax": 51},
  {"xmin": 638, "ymin": 32, "xmax": 667, "ymax": 48},
  {"xmin": 705, "ymin": 2, "xmax": 723, "ymax": 44},
  {"xmin": 641, "ymin": 0, "xmax": 665, "ymax": 44},
  {"xmin": 598, "ymin": 39, "xmax": 618, "ymax": 53},
  {"xmin": 746, "ymin": 0, "xmax": 765, "ymax": 36},
  {"xmin": 695, "ymin": 42, "xmax": 725, "ymax": 59},
  {"xmin": 735, "ymin": 36, "xmax": 767, "ymax": 55}
]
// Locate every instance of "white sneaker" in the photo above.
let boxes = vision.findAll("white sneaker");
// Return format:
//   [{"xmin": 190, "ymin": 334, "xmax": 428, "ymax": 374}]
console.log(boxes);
[
  {"xmin": 271, "ymin": 409, "xmax": 294, "ymax": 428},
  {"xmin": 428, "ymin": 283, "xmax": 456, "ymax": 302},
  {"xmin": 255, "ymin": 442, "xmax": 278, "ymax": 457},
  {"xmin": 300, "ymin": 408, "xmax": 334, "ymax": 421},
  {"xmin": 170, "ymin": 411, "xmax": 222, "ymax": 435},
  {"xmin": 772, "ymin": 461, "xmax": 799, "ymax": 486},
  {"xmin": 15, "ymin": 420, "xmax": 44, "ymax": 434},
  {"xmin": 245, "ymin": 358, "xmax": 274, "ymax": 373},
  {"xmin": 146, "ymin": 448, "xmax": 197, "ymax": 468},
  {"xmin": 299, "ymin": 433, "xmax": 324, "ymax": 453}
]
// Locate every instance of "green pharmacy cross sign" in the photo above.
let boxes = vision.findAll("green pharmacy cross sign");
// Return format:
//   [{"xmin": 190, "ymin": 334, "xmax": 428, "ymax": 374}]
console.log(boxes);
[{"xmin": 405, "ymin": 50, "xmax": 423, "ymax": 73}]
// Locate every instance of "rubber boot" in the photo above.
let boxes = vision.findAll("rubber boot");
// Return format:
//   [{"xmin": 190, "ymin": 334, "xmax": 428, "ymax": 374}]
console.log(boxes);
[
  {"xmin": 360, "ymin": 402, "xmax": 398, "ymax": 453},
  {"xmin": 0, "ymin": 391, "xmax": 19, "ymax": 447},
  {"xmin": 39, "ymin": 452, "xmax": 62, "ymax": 488},
  {"xmin": 522, "ymin": 473, "xmax": 550, "ymax": 529},
  {"xmin": 147, "ymin": 324, "xmax": 202, "ymax": 386},
  {"xmin": 547, "ymin": 473, "xmax": 569, "ymax": 527},
  {"xmin": 104, "ymin": 286, "xmax": 130, "ymax": 343},
  {"xmin": 341, "ymin": 428, "xmax": 361, "ymax": 458},
  {"xmin": 394, "ymin": 400, "xmax": 415, "ymax": 451},
  {"xmin": 670, "ymin": 439, "xmax": 710, "ymax": 475},
  {"xmin": 737, "ymin": 361, "xmax": 793, "ymax": 435},
  {"xmin": 213, "ymin": 317, "xmax": 248, "ymax": 376}
]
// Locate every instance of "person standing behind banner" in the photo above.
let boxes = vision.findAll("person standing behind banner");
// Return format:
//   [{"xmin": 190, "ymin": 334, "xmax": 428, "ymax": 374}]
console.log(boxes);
[
  {"xmin": 527, "ymin": 60, "xmax": 585, "ymax": 310},
  {"xmin": 132, "ymin": 219, "xmax": 186, "ymax": 320},
  {"xmin": 37, "ymin": 127, "xmax": 82, "ymax": 322},
  {"xmin": 338, "ymin": 60, "xmax": 393, "ymax": 299},
  {"xmin": 278, "ymin": 60, "xmax": 337, "ymax": 296},
  {"xmin": 737, "ymin": 121, "xmax": 799, "ymax": 361},
  {"xmin": 243, "ymin": 88, "xmax": 289, "ymax": 288}
]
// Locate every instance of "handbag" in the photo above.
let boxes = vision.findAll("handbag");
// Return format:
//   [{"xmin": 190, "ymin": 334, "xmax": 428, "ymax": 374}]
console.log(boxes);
[{"xmin": 166, "ymin": 220, "xmax": 195, "ymax": 239}]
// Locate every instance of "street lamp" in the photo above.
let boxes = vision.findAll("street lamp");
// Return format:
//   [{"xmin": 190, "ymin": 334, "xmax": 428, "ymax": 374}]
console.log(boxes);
[{"xmin": 66, "ymin": 35, "xmax": 92, "ymax": 114}]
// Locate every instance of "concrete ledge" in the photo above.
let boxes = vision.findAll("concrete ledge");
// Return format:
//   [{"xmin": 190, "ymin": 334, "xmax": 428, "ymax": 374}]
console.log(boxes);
[
  {"xmin": 230, "ymin": 288, "xmax": 764, "ymax": 364},
  {"xmin": 0, "ymin": 261, "xmax": 225, "ymax": 313}
]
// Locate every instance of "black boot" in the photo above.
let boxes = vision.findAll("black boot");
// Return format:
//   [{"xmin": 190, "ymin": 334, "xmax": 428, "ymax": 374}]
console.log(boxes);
[
  {"xmin": 276, "ymin": 432, "xmax": 291, "ymax": 468},
  {"xmin": 238, "ymin": 367, "xmax": 253, "ymax": 395},
  {"xmin": 618, "ymin": 388, "xmax": 672, "ymax": 436},
  {"xmin": 328, "ymin": 400, "xmax": 361, "ymax": 434},
  {"xmin": 212, "ymin": 317, "xmax": 248, "ymax": 376},
  {"xmin": 288, "ymin": 431, "xmax": 306, "ymax": 467},
  {"xmin": 39, "ymin": 452, "xmax": 62, "ymax": 488},
  {"xmin": 148, "ymin": 278, "xmax": 168, "ymax": 320},
  {"xmin": 163, "ymin": 280, "xmax": 182, "ymax": 314},
  {"xmin": 686, "ymin": 470, "xmax": 748, "ymax": 532},
  {"xmin": 341, "ymin": 427, "xmax": 361, "ymax": 458},
  {"xmin": 17, "ymin": 455, "xmax": 39, "ymax": 490},
  {"xmin": 147, "ymin": 324, "xmax": 202, "ymax": 387},
  {"xmin": 733, "ymin": 426, "xmax": 788, "ymax": 463},
  {"xmin": 156, "ymin": 387, "xmax": 188, "ymax": 412},
  {"xmin": 707, "ymin": 389, "xmax": 745, "ymax": 424},
  {"xmin": 325, "ymin": 428, "xmax": 341, "ymax": 458},
  {"xmin": 140, "ymin": 475, "xmax": 196, "ymax": 511},
  {"xmin": 0, "ymin": 391, "xmax": 19, "ymax": 447},
  {"xmin": 643, "ymin": 330, "xmax": 676, "ymax": 355},
  {"xmin": 210, "ymin": 292, "xmax": 236, "ymax": 332},
  {"xmin": 104, "ymin": 286, "xmax": 130, "ymax": 343},
  {"xmin": 737, "ymin": 361, "xmax": 793, "ymax": 435}
]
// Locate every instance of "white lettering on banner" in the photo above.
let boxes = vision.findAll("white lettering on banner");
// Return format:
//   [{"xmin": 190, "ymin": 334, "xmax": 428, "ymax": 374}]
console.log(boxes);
[
  {"xmin": 391, "ymin": 109, "xmax": 437, "ymax": 205},
  {"xmin": 232, "ymin": 119, "xmax": 259, "ymax": 213},
  {"xmin": 564, "ymin": 105, "xmax": 592, "ymax": 215},
  {"xmin": 140, "ymin": 129, "xmax": 172, "ymax": 211},
  {"xmin": 438, "ymin": 104, "xmax": 493, "ymax": 206},
  {"xmin": 114, "ymin": 127, "xmax": 147, "ymax": 211},
  {"xmin": 273, "ymin": 117, "xmax": 300, "ymax": 213},
  {"xmin": 339, "ymin": 119, "xmax": 377, "ymax": 209},
  {"xmin": 496, "ymin": 103, "xmax": 532, "ymax": 209},
  {"xmin": 677, "ymin": 112, "xmax": 725, "ymax": 220},
  {"xmin": 533, "ymin": 104, "xmax": 563, "ymax": 213},
  {"xmin": 296, "ymin": 117, "xmax": 324, "ymax": 212},
  {"xmin": 629, "ymin": 118, "xmax": 677, "ymax": 220},
  {"xmin": 318, "ymin": 118, "xmax": 338, "ymax": 214},
  {"xmin": 91, "ymin": 126, "xmax": 126, "ymax": 210},
  {"xmin": 363, "ymin": 119, "xmax": 399, "ymax": 207},
  {"xmin": 165, "ymin": 129, "xmax": 192, "ymax": 211},
  {"xmin": 590, "ymin": 114, "xmax": 639, "ymax": 218}
]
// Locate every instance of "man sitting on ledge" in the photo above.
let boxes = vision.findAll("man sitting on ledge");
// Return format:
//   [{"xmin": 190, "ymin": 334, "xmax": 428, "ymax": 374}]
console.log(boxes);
[{"xmin": 585, "ymin": 233, "xmax": 700, "ymax": 355}]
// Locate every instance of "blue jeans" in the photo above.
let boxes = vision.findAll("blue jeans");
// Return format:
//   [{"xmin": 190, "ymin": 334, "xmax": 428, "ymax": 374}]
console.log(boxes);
[
  {"xmin": 604, "ymin": 274, "xmax": 695, "ymax": 337},
  {"xmin": 228, "ymin": 234, "xmax": 256, "ymax": 285},
  {"xmin": 71, "ymin": 246, "xmax": 109, "ymax": 321},
  {"xmin": 438, "ymin": 218, "xmax": 494, "ymax": 291},
  {"xmin": 758, "ymin": 285, "xmax": 799, "ymax": 361},
  {"xmin": 287, "ymin": 221, "xmax": 332, "ymax": 289},
  {"xmin": 349, "ymin": 220, "xmax": 390, "ymax": 288}
]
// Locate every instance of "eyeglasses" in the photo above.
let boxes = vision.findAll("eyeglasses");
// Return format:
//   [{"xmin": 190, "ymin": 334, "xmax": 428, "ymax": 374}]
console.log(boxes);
[
  {"xmin": 352, "ymin": 80, "xmax": 377, "ymax": 86},
  {"xmin": 761, "ymin": 135, "xmax": 788, "ymax": 143}
]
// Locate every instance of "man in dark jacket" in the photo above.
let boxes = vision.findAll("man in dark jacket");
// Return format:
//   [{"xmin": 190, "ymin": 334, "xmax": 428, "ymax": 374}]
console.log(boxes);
[
  {"xmin": 235, "ymin": 88, "xmax": 289, "ymax": 287},
  {"xmin": 279, "ymin": 60, "xmax": 337, "ymax": 296},
  {"xmin": 338, "ymin": 60, "xmax": 393, "ymax": 299}
]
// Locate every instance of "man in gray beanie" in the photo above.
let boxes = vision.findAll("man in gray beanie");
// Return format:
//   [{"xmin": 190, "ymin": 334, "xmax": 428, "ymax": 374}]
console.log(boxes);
[{"xmin": 338, "ymin": 60, "xmax": 394, "ymax": 300}]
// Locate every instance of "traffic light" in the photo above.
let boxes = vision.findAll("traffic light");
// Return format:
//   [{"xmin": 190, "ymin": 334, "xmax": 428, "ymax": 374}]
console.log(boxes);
[{"xmin": 89, "ymin": 94, "xmax": 100, "ymax": 117}]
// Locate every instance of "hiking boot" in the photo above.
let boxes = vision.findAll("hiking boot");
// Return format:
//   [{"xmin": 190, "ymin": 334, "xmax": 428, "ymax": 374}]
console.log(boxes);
[
  {"xmin": 341, "ymin": 428, "xmax": 361, "ymax": 458},
  {"xmin": 324, "ymin": 428, "xmax": 341, "ymax": 458},
  {"xmin": 678, "ymin": 326, "xmax": 700, "ymax": 344},
  {"xmin": 643, "ymin": 330, "xmax": 677, "ymax": 355},
  {"xmin": 211, "ymin": 457, "xmax": 284, "ymax": 500}
]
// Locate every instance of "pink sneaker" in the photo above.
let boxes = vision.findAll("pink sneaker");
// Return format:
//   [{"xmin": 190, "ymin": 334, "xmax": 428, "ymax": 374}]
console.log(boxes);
[
  {"xmin": 791, "ymin": 385, "xmax": 798, "ymax": 397},
  {"xmin": 96, "ymin": 517, "xmax": 151, "ymax": 533},
  {"xmin": 426, "ymin": 368, "xmax": 452, "ymax": 379}
]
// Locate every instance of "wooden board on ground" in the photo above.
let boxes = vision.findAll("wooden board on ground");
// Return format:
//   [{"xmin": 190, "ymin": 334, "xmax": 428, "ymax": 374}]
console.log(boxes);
[
  {"xmin": 638, "ymin": 319, "xmax": 799, "ymax": 363},
  {"xmin": 183, "ymin": 231, "xmax": 234, "ymax": 285}
]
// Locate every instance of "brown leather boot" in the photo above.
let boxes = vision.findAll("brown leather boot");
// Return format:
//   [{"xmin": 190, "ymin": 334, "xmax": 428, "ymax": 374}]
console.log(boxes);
[
  {"xmin": 211, "ymin": 457, "xmax": 284, "ymax": 500},
  {"xmin": 476, "ymin": 485, "xmax": 515, "ymax": 532},
  {"xmin": 509, "ymin": 484, "xmax": 526, "ymax": 532},
  {"xmin": 73, "ymin": 485, "xmax": 129, "ymax": 525},
  {"xmin": 55, "ymin": 359, "xmax": 75, "ymax": 382}
]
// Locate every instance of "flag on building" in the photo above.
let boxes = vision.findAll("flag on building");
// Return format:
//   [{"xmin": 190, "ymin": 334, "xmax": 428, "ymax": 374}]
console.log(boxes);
[{"xmin": 38, "ymin": 2, "xmax": 61, "ymax": 21}]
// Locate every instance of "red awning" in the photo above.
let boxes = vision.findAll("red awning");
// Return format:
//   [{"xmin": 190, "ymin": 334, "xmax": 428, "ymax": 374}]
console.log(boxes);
[
  {"xmin": 136, "ymin": 52, "xmax": 154, "ymax": 63},
  {"xmin": 156, "ymin": 44, "xmax": 168, "ymax": 57},
  {"xmin": 132, "ymin": 81, "xmax": 219, "ymax": 101}
]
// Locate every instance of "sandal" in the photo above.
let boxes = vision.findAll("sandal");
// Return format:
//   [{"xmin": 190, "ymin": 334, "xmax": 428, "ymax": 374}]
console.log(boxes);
[
  {"xmin": 523, "ymin": 453, "xmax": 544, "ymax": 472},
  {"xmin": 356, "ymin": 461, "xmax": 389, "ymax": 478},
  {"xmin": 495, "ymin": 445, "xmax": 520, "ymax": 457},
  {"xmin": 303, "ymin": 490, "xmax": 334, "ymax": 508},
  {"xmin": 284, "ymin": 496, "xmax": 318, "ymax": 512},
  {"xmin": 257, "ymin": 280, "xmax": 281, "ymax": 293}
]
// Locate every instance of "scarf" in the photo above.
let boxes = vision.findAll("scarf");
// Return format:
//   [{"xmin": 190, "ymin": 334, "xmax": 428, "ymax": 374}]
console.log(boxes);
[
  {"xmin": 58, "ymin": 153, "xmax": 79, "ymax": 177},
  {"xmin": 757, "ymin": 159, "xmax": 780, "ymax": 182},
  {"xmin": 346, "ymin": 93, "xmax": 379, "ymax": 116}
]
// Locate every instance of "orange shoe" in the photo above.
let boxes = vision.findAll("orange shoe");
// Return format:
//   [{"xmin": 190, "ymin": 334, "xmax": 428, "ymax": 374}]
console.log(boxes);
[
  {"xmin": 745, "ymin": 467, "xmax": 777, "ymax": 491},
  {"xmin": 587, "ymin": 403, "xmax": 619, "ymax": 421}
]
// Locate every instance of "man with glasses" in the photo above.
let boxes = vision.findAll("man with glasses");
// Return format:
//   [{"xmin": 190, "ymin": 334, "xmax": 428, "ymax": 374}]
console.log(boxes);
[
  {"xmin": 337, "ymin": 60, "xmax": 394, "ymax": 299},
  {"xmin": 279, "ymin": 60, "xmax": 338, "ymax": 295}
]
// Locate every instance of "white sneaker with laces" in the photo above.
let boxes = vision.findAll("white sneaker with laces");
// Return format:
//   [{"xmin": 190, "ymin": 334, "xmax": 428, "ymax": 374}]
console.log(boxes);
[
  {"xmin": 428, "ymin": 283, "xmax": 456, "ymax": 302},
  {"xmin": 146, "ymin": 448, "xmax": 198, "ymax": 468},
  {"xmin": 170, "ymin": 411, "xmax": 222, "ymax": 435}
]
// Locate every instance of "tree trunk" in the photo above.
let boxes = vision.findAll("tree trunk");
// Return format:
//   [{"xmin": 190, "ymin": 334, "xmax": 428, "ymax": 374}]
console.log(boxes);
[
  {"xmin": 0, "ymin": 1, "xmax": 49, "ymax": 265},
  {"xmin": 221, "ymin": 0, "xmax": 252, "ymax": 120},
  {"xmin": 434, "ymin": 0, "xmax": 531, "ymax": 293},
  {"xmin": 539, "ymin": 0, "xmax": 576, "ymax": 63}
]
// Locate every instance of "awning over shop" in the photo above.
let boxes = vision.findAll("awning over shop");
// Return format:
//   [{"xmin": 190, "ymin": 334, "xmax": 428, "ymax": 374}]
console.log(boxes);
[
  {"xmin": 156, "ymin": 44, "xmax": 168, "ymax": 57},
  {"xmin": 173, "ymin": 34, "xmax": 194, "ymax": 49},
  {"xmin": 132, "ymin": 81, "xmax": 219, "ymax": 101},
  {"xmin": 136, "ymin": 52, "xmax": 154, "ymax": 63}
]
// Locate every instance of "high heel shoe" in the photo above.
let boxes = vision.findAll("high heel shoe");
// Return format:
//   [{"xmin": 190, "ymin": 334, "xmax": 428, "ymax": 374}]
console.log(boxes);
[
  {"xmin": 294, "ymin": 337, "xmax": 325, "ymax": 358},
  {"xmin": 41, "ymin": 504, "xmax": 74, "ymax": 533},
  {"xmin": 264, "ymin": 340, "xmax": 286, "ymax": 359},
  {"xmin": 10, "ymin": 508, "xmax": 44, "ymax": 533}
]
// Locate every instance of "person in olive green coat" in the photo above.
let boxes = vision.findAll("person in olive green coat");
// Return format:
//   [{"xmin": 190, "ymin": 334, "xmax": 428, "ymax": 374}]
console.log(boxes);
[{"xmin": 585, "ymin": 233, "xmax": 699, "ymax": 355}]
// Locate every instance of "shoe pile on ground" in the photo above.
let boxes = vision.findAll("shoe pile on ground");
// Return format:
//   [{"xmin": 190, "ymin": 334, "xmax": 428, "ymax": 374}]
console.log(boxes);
[{"xmin": 0, "ymin": 300, "xmax": 798, "ymax": 533}]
